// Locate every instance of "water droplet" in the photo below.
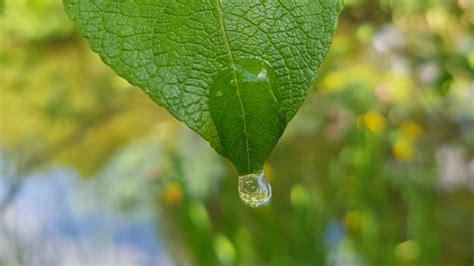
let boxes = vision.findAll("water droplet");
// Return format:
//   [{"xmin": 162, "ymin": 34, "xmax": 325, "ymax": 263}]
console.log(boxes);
[
  {"xmin": 257, "ymin": 69, "xmax": 267, "ymax": 80},
  {"xmin": 238, "ymin": 171, "xmax": 272, "ymax": 208}
]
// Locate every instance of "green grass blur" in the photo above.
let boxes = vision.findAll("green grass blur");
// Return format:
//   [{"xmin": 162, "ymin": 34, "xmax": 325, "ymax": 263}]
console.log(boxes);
[{"xmin": 1, "ymin": 0, "xmax": 473, "ymax": 265}]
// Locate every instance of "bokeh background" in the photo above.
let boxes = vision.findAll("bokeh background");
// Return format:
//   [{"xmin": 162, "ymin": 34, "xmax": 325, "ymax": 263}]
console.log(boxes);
[{"xmin": 1, "ymin": 0, "xmax": 473, "ymax": 265}]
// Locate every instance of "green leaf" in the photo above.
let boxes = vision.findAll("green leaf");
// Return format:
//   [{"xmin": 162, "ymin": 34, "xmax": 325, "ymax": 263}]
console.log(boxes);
[{"xmin": 63, "ymin": 0, "xmax": 341, "ymax": 175}]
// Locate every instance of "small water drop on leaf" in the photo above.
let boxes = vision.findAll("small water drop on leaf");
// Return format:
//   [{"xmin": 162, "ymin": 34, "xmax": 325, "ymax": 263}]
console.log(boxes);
[
  {"xmin": 238, "ymin": 170, "xmax": 272, "ymax": 208},
  {"xmin": 257, "ymin": 69, "xmax": 267, "ymax": 80}
]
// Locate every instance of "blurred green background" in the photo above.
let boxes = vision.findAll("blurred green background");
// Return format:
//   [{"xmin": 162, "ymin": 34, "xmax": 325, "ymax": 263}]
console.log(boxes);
[{"xmin": 0, "ymin": 0, "xmax": 473, "ymax": 265}]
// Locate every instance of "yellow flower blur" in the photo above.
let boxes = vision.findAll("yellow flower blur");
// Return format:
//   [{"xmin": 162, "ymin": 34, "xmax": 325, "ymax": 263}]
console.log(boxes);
[
  {"xmin": 263, "ymin": 163, "xmax": 273, "ymax": 181},
  {"xmin": 393, "ymin": 138, "xmax": 414, "ymax": 160},
  {"xmin": 361, "ymin": 111, "xmax": 386, "ymax": 135},
  {"xmin": 161, "ymin": 182, "xmax": 183, "ymax": 206}
]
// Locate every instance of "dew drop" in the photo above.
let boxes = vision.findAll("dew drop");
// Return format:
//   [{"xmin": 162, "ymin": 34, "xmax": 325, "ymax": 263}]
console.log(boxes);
[
  {"xmin": 257, "ymin": 69, "xmax": 267, "ymax": 80},
  {"xmin": 238, "ymin": 171, "xmax": 272, "ymax": 208}
]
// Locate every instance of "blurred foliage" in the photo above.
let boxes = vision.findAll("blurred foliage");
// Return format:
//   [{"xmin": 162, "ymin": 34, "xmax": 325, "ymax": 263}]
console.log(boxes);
[{"xmin": 0, "ymin": 0, "xmax": 473, "ymax": 266}]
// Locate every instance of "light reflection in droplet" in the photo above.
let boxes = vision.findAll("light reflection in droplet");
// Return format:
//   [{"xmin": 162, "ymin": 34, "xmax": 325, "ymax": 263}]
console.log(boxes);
[{"xmin": 238, "ymin": 170, "xmax": 271, "ymax": 208}]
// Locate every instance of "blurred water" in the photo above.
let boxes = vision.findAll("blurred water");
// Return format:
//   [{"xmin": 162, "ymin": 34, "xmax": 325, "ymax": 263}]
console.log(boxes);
[{"xmin": 0, "ymin": 168, "xmax": 173, "ymax": 266}]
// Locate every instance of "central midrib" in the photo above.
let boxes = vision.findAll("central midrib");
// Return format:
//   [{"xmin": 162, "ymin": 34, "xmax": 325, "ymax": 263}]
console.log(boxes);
[{"xmin": 214, "ymin": 0, "xmax": 251, "ymax": 173}]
